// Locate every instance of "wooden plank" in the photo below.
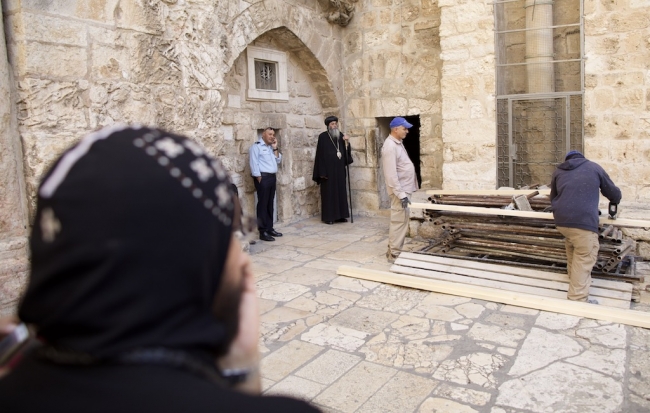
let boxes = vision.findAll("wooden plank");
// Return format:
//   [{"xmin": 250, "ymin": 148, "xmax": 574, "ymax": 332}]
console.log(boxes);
[
  {"xmin": 399, "ymin": 252, "xmax": 633, "ymax": 293},
  {"xmin": 393, "ymin": 258, "xmax": 631, "ymax": 301},
  {"xmin": 426, "ymin": 189, "xmax": 551, "ymax": 196},
  {"xmin": 410, "ymin": 202, "xmax": 650, "ymax": 228},
  {"xmin": 390, "ymin": 264, "xmax": 629, "ymax": 308},
  {"xmin": 336, "ymin": 266, "xmax": 650, "ymax": 328}
]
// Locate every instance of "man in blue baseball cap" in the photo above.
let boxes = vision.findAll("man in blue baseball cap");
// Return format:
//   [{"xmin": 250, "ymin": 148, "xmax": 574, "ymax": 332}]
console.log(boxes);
[
  {"xmin": 550, "ymin": 150, "xmax": 621, "ymax": 303},
  {"xmin": 381, "ymin": 117, "xmax": 418, "ymax": 262}
]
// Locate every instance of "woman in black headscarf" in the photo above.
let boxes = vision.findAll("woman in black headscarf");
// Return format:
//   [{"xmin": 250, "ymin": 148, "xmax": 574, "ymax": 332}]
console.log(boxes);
[{"xmin": 0, "ymin": 126, "xmax": 319, "ymax": 413}]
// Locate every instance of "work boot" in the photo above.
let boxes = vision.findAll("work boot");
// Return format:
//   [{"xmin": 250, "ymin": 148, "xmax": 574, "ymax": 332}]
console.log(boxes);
[{"xmin": 386, "ymin": 250, "xmax": 398, "ymax": 263}]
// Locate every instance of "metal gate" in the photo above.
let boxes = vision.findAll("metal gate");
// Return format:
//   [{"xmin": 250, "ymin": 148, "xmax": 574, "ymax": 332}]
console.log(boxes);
[
  {"xmin": 494, "ymin": 0, "xmax": 584, "ymax": 188},
  {"xmin": 497, "ymin": 93, "xmax": 583, "ymax": 188}
]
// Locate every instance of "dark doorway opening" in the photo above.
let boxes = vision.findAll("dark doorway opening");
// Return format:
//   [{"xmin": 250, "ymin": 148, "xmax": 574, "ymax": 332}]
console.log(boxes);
[
  {"xmin": 402, "ymin": 115, "xmax": 421, "ymax": 187},
  {"xmin": 376, "ymin": 115, "xmax": 422, "ymax": 209}
]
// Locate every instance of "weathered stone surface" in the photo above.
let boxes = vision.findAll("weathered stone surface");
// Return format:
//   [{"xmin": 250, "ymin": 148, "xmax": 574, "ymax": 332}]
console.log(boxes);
[
  {"xmin": 419, "ymin": 398, "xmax": 478, "ymax": 413},
  {"xmin": 508, "ymin": 328, "xmax": 583, "ymax": 376},
  {"xmin": 260, "ymin": 340, "xmax": 324, "ymax": 381},
  {"xmin": 467, "ymin": 323, "xmax": 526, "ymax": 348},
  {"xmin": 433, "ymin": 352, "xmax": 507, "ymax": 388},
  {"xmin": 295, "ymin": 349, "xmax": 361, "ymax": 385},
  {"xmin": 312, "ymin": 361, "xmax": 396, "ymax": 412},
  {"xmin": 496, "ymin": 362, "xmax": 624, "ymax": 412},
  {"xmin": 433, "ymin": 382, "xmax": 493, "ymax": 406},
  {"xmin": 576, "ymin": 323, "xmax": 627, "ymax": 349},
  {"xmin": 357, "ymin": 371, "xmax": 438, "ymax": 413},
  {"xmin": 535, "ymin": 312, "xmax": 581, "ymax": 330}
]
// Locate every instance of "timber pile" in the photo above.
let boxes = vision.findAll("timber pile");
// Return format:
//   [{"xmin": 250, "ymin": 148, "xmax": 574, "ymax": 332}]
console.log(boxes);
[
  {"xmin": 410, "ymin": 191, "xmax": 645, "ymax": 306},
  {"xmin": 391, "ymin": 252, "xmax": 633, "ymax": 309}
]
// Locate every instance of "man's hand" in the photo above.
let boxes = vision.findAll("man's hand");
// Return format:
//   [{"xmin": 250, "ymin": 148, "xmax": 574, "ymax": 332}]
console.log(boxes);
[
  {"xmin": 256, "ymin": 176, "xmax": 261, "ymax": 183},
  {"xmin": 401, "ymin": 197, "xmax": 411, "ymax": 209},
  {"xmin": 608, "ymin": 202, "xmax": 618, "ymax": 220}
]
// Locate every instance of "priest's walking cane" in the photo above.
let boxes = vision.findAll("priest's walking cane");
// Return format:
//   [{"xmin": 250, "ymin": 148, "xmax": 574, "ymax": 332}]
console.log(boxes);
[{"xmin": 344, "ymin": 138, "xmax": 353, "ymax": 223}]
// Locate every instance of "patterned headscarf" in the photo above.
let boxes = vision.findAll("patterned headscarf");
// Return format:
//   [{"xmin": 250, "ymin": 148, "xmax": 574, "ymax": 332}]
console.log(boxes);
[{"xmin": 20, "ymin": 125, "xmax": 237, "ymax": 358}]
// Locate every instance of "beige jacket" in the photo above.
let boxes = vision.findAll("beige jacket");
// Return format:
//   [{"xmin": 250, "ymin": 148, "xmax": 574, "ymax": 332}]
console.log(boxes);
[{"xmin": 381, "ymin": 135, "xmax": 418, "ymax": 200}]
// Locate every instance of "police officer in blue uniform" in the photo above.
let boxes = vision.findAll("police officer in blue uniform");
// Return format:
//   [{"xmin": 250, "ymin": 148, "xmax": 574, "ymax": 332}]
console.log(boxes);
[{"xmin": 249, "ymin": 127, "xmax": 283, "ymax": 241}]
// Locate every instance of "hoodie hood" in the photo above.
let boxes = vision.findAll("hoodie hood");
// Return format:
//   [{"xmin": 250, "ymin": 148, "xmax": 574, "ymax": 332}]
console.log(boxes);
[{"xmin": 557, "ymin": 156, "xmax": 588, "ymax": 171}]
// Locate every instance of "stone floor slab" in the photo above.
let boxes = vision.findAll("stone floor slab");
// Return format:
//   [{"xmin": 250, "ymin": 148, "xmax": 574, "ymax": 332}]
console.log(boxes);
[
  {"xmin": 295, "ymin": 349, "xmax": 362, "ymax": 385},
  {"xmin": 496, "ymin": 362, "xmax": 623, "ymax": 413},
  {"xmin": 260, "ymin": 340, "xmax": 324, "ymax": 381},
  {"xmin": 311, "ymin": 361, "xmax": 397, "ymax": 413},
  {"xmin": 508, "ymin": 327, "xmax": 582, "ymax": 376},
  {"xmin": 356, "ymin": 371, "xmax": 438, "ymax": 413}
]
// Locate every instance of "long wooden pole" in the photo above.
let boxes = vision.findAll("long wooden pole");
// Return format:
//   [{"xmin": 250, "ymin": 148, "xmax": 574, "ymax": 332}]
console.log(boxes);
[
  {"xmin": 337, "ymin": 265, "xmax": 650, "ymax": 329},
  {"xmin": 411, "ymin": 202, "xmax": 650, "ymax": 228}
]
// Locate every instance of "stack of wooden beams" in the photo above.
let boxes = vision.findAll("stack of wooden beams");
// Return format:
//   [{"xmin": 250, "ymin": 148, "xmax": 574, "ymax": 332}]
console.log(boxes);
[
  {"xmin": 391, "ymin": 252, "xmax": 633, "ymax": 309},
  {"xmin": 402, "ymin": 190, "xmax": 650, "ymax": 306}
]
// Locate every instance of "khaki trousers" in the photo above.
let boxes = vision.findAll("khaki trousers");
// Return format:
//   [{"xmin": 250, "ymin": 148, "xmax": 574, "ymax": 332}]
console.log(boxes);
[
  {"xmin": 556, "ymin": 226, "xmax": 599, "ymax": 302},
  {"xmin": 387, "ymin": 193, "xmax": 410, "ymax": 257}
]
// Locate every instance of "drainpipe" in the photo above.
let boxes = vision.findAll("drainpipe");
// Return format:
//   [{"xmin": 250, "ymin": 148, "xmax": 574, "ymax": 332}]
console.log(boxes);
[{"xmin": 525, "ymin": 0, "xmax": 555, "ymax": 93}]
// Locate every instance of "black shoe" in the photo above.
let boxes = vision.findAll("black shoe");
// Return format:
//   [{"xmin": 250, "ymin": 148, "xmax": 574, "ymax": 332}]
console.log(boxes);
[
  {"xmin": 269, "ymin": 229, "xmax": 283, "ymax": 237},
  {"xmin": 260, "ymin": 232, "xmax": 275, "ymax": 242},
  {"xmin": 325, "ymin": 221, "xmax": 334, "ymax": 225},
  {"xmin": 335, "ymin": 218, "xmax": 348, "ymax": 223}
]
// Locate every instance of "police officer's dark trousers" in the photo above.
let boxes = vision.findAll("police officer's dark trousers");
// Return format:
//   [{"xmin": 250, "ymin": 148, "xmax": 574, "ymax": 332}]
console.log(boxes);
[{"xmin": 253, "ymin": 172, "xmax": 276, "ymax": 233}]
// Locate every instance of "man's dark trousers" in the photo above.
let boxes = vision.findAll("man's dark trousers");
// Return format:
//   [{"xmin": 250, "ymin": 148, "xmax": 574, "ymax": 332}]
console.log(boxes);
[{"xmin": 253, "ymin": 172, "xmax": 276, "ymax": 233}]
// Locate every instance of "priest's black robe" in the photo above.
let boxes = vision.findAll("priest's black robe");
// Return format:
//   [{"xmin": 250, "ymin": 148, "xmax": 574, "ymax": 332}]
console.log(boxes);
[{"xmin": 312, "ymin": 131, "xmax": 353, "ymax": 222}]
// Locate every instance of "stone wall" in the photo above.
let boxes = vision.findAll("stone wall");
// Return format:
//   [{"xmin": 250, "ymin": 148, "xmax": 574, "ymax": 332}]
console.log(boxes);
[
  {"xmin": 221, "ymin": 28, "xmax": 330, "ymax": 222},
  {"xmin": 438, "ymin": 0, "xmax": 497, "ymax": 190},
  {"xmin": 342, "ymin": 0, "xmax": 444, "ymax": 212},
  {"xmin": 583, "ymin": 0, "xmax": 650, "ymax": 203},
  {"xmin": 0, "ymin": 3, "xmax": 29, "ymax": 316},
  {"xmin": 0, "ymin": 0, "xmax": 343, "ymax": 312}
]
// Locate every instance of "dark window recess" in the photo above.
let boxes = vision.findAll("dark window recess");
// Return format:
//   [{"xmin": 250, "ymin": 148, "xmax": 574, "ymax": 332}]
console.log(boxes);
[{"xmin": 254, "ymin": 60, "xmax": 277, "ymax": 91}]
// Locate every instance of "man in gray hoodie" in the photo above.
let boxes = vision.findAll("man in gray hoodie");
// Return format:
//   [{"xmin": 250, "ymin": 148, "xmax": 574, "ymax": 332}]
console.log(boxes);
[{"xmin": 550, "ymin": 150, "xmax": 621, "ymax": 302}]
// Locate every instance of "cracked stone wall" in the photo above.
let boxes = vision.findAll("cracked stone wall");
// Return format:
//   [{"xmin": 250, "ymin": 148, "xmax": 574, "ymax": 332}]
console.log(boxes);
[
  {"xmin": 221, "ymin": 28, "xmax": 330, "ymax": 222},
  {"xmin": 342, "ymin": 0, "xmax": 444, "ymax": 212},
  {"xmin": 583, "ymin": 0, "xmax": 650, "ymax": 204},
  {"xmin": 0, "ymin": 3, "xmax": 28, "ymax": 317},
  {"xmin": 438, "ymin": 0, "xmax": 497, "ymax": 190},
  {"xmin": 0, "ymin": 0, "xmax": 343, "ymax": 313}
]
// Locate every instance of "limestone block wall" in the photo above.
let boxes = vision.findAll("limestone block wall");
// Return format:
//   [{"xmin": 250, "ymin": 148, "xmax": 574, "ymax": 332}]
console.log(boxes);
[
  {"xmin": 221, "ymin": 29, "xmax": 328, "ymax": 222},
  {"xmin": 0, "ymin": 0, "xmax": 343, "ymax": 312},
  {"xmin": 0, "ymin": 4, "xmax": 29, "ymax": 316},
  {"xmin": 342, "ymin": 0, "xmax": 443, "ymax": 212},
  {"xmin": 438, "ymin": 0, "xmax": 497, "ymax": 190},
  {"xmin": 583, "ymin": 0, "xmax": 650, "ymax": 203}
]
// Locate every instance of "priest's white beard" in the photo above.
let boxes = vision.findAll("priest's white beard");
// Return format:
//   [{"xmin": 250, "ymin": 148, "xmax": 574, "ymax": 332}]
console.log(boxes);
[{"xmin": 328, "ymin": 127, "xmax": 340, "ymax": 139}]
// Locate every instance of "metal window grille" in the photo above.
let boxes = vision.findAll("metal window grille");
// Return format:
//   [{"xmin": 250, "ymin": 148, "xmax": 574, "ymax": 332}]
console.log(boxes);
[
  {"xmin": 254, "ymin": 60, "xmax": 278, "ymax": 91},
  {"xmin": 494, "ymin": 0, "xmax": 584, "ymax": 188}
]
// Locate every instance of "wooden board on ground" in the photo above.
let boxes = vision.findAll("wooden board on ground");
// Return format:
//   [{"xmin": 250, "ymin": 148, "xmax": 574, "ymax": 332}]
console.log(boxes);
[
  {"xmin": 399, "ymin": 252, "xmax": 633, "ymax": 293},
  {"xmin": 426, "ymin": 189, "xmax": 551, "ymax": 196},
  {"xmin": 391, "ymin": 262, "xmax": 630, "ymax": 309},
  {"xmin": 410, "ymin": 202, "xmax": 650, "ymax": 229},
  {"xmin": 336, "ymin": 266, "xmax": 650, "ymax": 329}
]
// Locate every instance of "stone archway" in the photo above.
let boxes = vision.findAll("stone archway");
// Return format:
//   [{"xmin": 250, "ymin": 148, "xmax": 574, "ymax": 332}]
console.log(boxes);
[
  {"xmin": 220, "ymin": 25, "xmax": 342, "ymax": 225},
  {"xmin": 223, "ymin": 0, "xmax": 343, "ymax": 114}
]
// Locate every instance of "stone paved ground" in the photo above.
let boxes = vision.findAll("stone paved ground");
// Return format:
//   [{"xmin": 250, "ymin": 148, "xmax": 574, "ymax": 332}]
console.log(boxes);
[{"xmin": 250, "ymin": 216, "xmax": 650, "ymax": 413}]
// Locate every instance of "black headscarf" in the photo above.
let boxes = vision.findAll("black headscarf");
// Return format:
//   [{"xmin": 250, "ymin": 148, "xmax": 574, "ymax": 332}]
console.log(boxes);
[
  {"xmin": 324, "ymin": 116, "xmax": 338, "ymax": 126},
  {"xmin": 19, "ymin": 125, "xmax": 236, "ymax": 359}
]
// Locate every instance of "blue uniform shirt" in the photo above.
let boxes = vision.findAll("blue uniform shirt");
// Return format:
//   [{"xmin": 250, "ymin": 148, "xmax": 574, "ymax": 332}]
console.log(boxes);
[{"xmin": 249, "ymin": 137, "xmax": 281, "ymax": 177}]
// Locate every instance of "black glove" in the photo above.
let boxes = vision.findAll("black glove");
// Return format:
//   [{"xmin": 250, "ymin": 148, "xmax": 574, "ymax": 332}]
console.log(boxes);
[
  {"xmin": 608, "ymin": 202, "xmax": 618, "ymax": 220},
  {"xmin": 401, "ymin": 197, "xmax": 411, "ymax": 209}
]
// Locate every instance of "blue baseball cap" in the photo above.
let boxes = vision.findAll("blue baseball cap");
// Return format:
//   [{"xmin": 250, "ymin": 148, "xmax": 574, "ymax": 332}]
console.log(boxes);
[
  {"xmin": 565, "ymin": 150, "xmax": 583, "ymax": 160},
  {"xmin": 389, "ymin": 117, "xmax": 413, "ymax": 129}
]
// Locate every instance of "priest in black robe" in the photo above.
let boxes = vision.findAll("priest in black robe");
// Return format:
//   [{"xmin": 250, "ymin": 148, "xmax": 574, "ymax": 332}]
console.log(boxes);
[{"xmin": 312, "ymin": 116, "xmax": 353, "ymax": 224}]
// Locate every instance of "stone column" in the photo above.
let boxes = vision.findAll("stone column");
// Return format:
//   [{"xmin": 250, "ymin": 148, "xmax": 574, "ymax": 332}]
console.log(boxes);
[{"xmin": 0, "ymin": 3, "xmax": 30, "ymax": 316}]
